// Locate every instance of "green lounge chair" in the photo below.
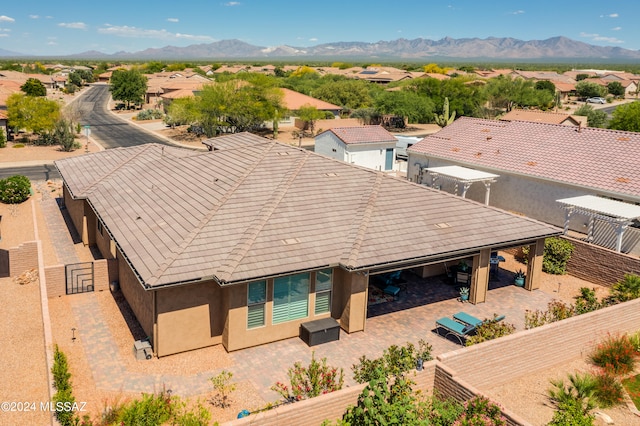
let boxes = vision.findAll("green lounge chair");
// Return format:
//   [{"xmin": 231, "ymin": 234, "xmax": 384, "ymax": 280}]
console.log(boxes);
[
  {"xmin": 435, "ymin": 317, "xmax": 476, "ymax": 345},
  {"xmin": 453, "ymin": 312, "xmax": 505, "ymax": 327}
]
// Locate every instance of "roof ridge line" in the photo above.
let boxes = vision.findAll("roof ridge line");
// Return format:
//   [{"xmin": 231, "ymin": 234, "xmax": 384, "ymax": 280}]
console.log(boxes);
[
  {"xmin": 148, "ymin": 142, "xmax": 279, "ymax": 284},
  {"xmin": 216, "ymin": 150, "xmax": 312, "ymax": 282},
  {"xmin": 343, "ymin": 173, "xmax": 384, "ymax": 268}
]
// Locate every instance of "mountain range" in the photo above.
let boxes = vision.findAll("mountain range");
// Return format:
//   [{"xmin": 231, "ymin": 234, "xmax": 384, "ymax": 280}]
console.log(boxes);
[{"xmin": 4, "ymin": 36, "xmax": 640, "ymax": 61}]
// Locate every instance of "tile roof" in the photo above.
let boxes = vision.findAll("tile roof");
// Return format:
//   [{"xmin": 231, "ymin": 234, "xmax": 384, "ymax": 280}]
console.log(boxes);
[
  {"xmin": 409, "ymin": 117, "xmax": 640, "ymax": 201},
  {"xmin": 56, "ymin": 134, "xmax": 559, "ymax": 288},
  {"xmin": 280, "ymin": 88, "xmax": 342, "ymax": 111},
  {"xmin": 500, "ymin": 110, "xmax": 584, "ymax": 126},
  {"xmin": 323, "ymin": 126, "xmax": 397, "ymax": 144}
]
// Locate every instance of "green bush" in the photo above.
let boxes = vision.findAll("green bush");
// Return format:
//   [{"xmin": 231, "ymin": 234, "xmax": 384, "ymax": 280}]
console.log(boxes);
[
  {"xmin": 0, "ymin": 174, "xmax": 32, "ymax": 204},
  {"xmin": 465, "ymin": 315, "xmax": 515, "ymax": 346},
  {"xmin": 524, "ymin": 300, "xmax": 575, "ymax": 329},
  {"xmin": 271, "ymin": 352, "xmax": 344, "ymax": 402},
  {"xmin": 593, "ymin": 370, "xmax": 624, "ymax": 408},
  {"xmin": 0, "ymin": 129, "xmax": 6, "ymax": 148},
  {"xmin": 520, "ymin": 237, "xmax": 574, "ymax": 274},
  {"xmin": 51, "ymin": 345, "xmax": 77, "ymax": 426},
  {"xmin": 574, "ymin": 287, "xmax": 604, "ymax": 314},
  {"xmin": 136, "ymin": 109, "xmax": 164, "ymax": 121},
  {"xmin": 454, "ymin": 395, "xmax": 507, "ymax": 425},
  {"xmin": 608, "ymin": 274, "xmax": 640, "ymax": 303},
  {"xmin": 548, "ymin": 398, "xmax": 595, "ymax": 426},
  {"xmin": 352, "ymin": 339, "xmax": 432, "ymax": 383}
]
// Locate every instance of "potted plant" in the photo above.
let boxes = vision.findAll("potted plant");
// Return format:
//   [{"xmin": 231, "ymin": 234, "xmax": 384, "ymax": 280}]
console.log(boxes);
[
  {"xmin": 457, "ymin": 260, "xmax": 469, "ymax": 272},
  {"xmin": 459, "ymin": 286, "xmax": 470, "ymax": 301},
  {"xmin": 415, "ymin": 339, "xmax": 433, "ymax": 371},
  {"xmin": 514, "ymin": 270, "xmax": 525, "ymax": 287}
]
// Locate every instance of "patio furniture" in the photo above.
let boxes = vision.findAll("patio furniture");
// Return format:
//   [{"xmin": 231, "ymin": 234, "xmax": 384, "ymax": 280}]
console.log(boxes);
[
  {"xmin": 455, "ymin": 270, "xmax": 471, "ymax": 287},
  {"xmin": 435, "ymin": 316, "xmax": 476, "ymax": 345},
  {"xmin": 383, "ymin": 285, "xmax": 400, "ymax": 299},
  {"xmin": 453, "ymin": 312, "xmax": 505, "ymax": 327},
  {"xmin": 300, "ymin": 317, "xmax": 340, "ymax": 346}
]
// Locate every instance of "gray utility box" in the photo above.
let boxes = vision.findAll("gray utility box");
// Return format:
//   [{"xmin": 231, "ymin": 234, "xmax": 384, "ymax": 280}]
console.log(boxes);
[
  {"xmin": 134, "ymin": 340, "xmax": 153, "ymax": 360},
  {"xmin": 300, "ymin": 317, "xmax": 340, "ymax": 346}
]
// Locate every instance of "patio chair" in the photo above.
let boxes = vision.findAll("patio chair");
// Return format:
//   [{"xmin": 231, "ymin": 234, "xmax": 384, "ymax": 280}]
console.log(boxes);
[
  {"xmin": 453, "ymin": 312, "xmax": 505, "ymax": 328},
  {"xmin": 435, "ymin": 316, "xmax": 476, "ymax": 345}
]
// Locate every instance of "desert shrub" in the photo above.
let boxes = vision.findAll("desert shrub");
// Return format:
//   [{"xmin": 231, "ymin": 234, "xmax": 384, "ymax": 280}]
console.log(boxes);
[
  {"xmin": 628, "ymin": 330, "xmax": 640, "ymax": 353},
  {"xmin": 574, "ymin": 287, "xmax": 603, "ymax": 314},
  {"xmin": 589, "ymin": 333, "xmax": 637, "ymax": 375},
  {"xmin": 136, "ymin": 109, "xmax": 164, "ymax": 121},
  {"xmin": 519, "ymin": 237, "xmax": 574, "ymax": 275},
  {"xmin": 13, "ymin": 143, "xmax": 25, "ymax": 148},
  {"xmin": 0, "ymin": 128, "xmax": 6, "ymax": 148},
  {"xmin": 524, "ymin": 300, "xmax": 575, "ymax": 329},
  {"xmin": 343, "ymin": 374, "xmax": 424, "ymax": 425},
  {"xmin": 51, "ymin": 345, "xmax": 77, "ymax": 426},
  {"xmin": 465, "ymin": 315, "xmax": 515, "ymax": 346},
  {"xmin": 548, "ymin": 372, "xmax": 597, "ymax": 411},
  {"xmin": 209, "ymin": 370, "xmax": 235, "ymax": 408},
  {"xmin": 0, "ymin": 174, "xmax": 32, "ymax": 204},
  {"xmin": 607, "ymin": 273, "xmax": 640, "ymax": 303},
  {"xmin": 271, "ymin": 352, "xmax": 344, "ymax": 402},
  {"xmin": 593, "ymin": 370, "xmax": 624, "ymax": 408},
  {"xmin": 421, "ymin": 393, "xmax": 464, "ymax": 426},
  {"xmin": 117, "ymin": 390, "xmax": 173, "ymax": 425},
  {"xmin": 453, "ymin": 395, "xmax": 507, "ymax": 425},
  {"xmin": 548, "ymin": 398, "xmax": 595, "ymax": 426},
  {"xmin": 352, "ymin": 339, "xmax": 432, "ymax": 383},
  {"xmin": 53, "ymin": 119, "xmax": 81, "ymax": 152}
]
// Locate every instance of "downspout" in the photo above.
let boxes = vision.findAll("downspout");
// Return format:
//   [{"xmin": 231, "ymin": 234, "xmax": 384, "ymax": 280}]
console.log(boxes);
[{"xmin": 152, "ymin": 290, "xmax": 158, "ymax": 357}]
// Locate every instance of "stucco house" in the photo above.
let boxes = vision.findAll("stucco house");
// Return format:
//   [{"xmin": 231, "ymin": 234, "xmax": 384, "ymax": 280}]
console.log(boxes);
[
  {"xmin": 55, "ymin": 133, "xmax": 558, "ymax": 357},
  {"xmin": 407, "ymin": 117, "xmax": 640, "ymax": 252},
  {"xmin": 314, "ymin": 126, "xmax": 398, "ymax": 171}
]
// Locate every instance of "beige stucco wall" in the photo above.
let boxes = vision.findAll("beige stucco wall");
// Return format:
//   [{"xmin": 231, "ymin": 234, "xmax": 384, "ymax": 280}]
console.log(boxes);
[
  {"xmin": 118, "ymin": 250, "xmax": 154, "ymax": 342},
  {"xmin": 335, "ymin": 268, "xmax": 367, "ymax": 333},
  {"xmin": 156, "ymin": 280, "xmax": 224, "ymax": 357},
  {"xmin": 63, "ymin": 186, "xmax": 85, "ymax": 240},
  {"xmin": 407, "ymin": 156, "xmax": 637, "ymax": 233}
]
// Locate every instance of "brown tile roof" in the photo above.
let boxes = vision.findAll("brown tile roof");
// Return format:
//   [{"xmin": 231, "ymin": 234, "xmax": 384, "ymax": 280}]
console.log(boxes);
[
  {"xmin": 500, "ymin": 110, "xmax": 584, "ymax": 126},
  {"xmin": 56, "ymin": 134, "xmax": 559, "ymax": 288},
  {"xmin": 323, "ymin": 126, "xmax": 397, "ymax": 144},
  {"xmin": 409, "ymin": 117, "xmax": 640, "ymax": 200},
  {"xmin": 280, "ymin": 88, "xmax": 342, "ymax": 111}
]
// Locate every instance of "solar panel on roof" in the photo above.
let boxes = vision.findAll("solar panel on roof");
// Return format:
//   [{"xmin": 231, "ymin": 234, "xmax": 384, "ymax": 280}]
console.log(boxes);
[{"xmin": 360, "ymin": 70, "xmax": 378, "ymax": 75}]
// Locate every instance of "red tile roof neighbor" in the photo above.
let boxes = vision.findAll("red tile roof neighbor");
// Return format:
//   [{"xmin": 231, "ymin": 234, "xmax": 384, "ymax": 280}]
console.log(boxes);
[
  {"xmin": 325, "ymin": 126, "xmax": 397, "ymax": 144},
  {"xmin": 55, "ymin": 134, "xmax": 559, "ymax": 288},
  {"xmin": 409, "ymin": 117, "xmax": 640, "ymax": 200},
  {"xmin": 280, "ymin": 88, "xmax": 342, "ymax": 111}
]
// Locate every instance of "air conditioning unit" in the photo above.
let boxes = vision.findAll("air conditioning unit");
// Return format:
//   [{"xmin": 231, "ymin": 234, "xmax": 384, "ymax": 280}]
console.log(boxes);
[{"xmin": 133, "ymin": 340, "xmax": 153, "ymax": 360}]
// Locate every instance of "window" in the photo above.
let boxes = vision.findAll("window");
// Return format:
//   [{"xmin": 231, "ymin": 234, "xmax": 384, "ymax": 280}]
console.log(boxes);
[
  {"xmin": 97, "ymin": 220, "xmax": 103, "ymax": 236},
  {"xmin": 273, "ymin": 273, "xmax": 309, "ymax": 324},
  {"xmin": 247, "ymin": 280, "xmax": 266, "ymax": 329},
  {"xmin": 315, "ymin": 268, "xmax": 332, "ymax": 315}
]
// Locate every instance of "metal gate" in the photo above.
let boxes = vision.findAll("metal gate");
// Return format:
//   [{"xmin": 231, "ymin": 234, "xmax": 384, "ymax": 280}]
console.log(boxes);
[{"xmin": 65, "ymin": 262, "xmax": 94, "ymax": 295}]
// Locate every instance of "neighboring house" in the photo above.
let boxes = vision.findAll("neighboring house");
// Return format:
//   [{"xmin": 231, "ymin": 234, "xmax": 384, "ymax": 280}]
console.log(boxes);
[
  {"xmin": 500, "ymin": 110, "xmax": 586, "ymax": 127},
  {"xmin": 280, "ymin": 88, "xmax": 342, "ymax": 119},
  {"xmin": 407, "ymin": 117, "xmax": 640, "ymax": 252},
  {"xmin": 55, "ymin": 133, "xmax": 558, "ymax": 357},
  {"xmin": 314, "ymin": 126, "xmax": 398, "ymax": 171}
]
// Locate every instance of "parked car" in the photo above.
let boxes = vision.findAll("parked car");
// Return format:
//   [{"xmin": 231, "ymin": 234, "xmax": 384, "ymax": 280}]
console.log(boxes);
[{"xmin": 586, "ymin": 97, "xmax": 606, "ymax": 104}]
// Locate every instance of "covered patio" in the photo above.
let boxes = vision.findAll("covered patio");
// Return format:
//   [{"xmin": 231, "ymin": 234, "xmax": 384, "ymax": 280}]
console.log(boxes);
[{"xmin": 557, "ymin": 195, "xmax": 640, "ymax": 253}]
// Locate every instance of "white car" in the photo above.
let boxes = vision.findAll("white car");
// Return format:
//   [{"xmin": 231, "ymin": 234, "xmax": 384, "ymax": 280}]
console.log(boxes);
[{"xmin": 586, "ymin": 97, "xmax": 606, "ymax": 104}]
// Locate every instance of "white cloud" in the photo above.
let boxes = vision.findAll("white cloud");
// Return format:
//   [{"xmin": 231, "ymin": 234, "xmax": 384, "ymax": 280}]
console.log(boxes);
[
  {"xmin": 98, "ymin": 25, "xmax": 214, "ymax": 42},
  {"xmin": 309, "ymin": 37, "xmax": 318, "ymax": 41},
  {"xmin": 600, "ymin": 13, "xmax": 619, "ymax": 18},
  {"xmin": 0, "ymin": 15, "xmax": 15, "ymax": 22},
  {"xmin": 58, "ymin": 22, "xmax": 87, "ymax": 30},
  {"xmin": 167, "ymin": 18, "xmax": 179, "ymax": 23},
  {"xmin": 47, "ymin": 41, "xmax": 58, "ymax": 46},
  {"xmin": 29, "ymin": 15, "xmax": 39, "ymax": 19},
  {"xmin": 611, "ymin": 26, "xmax": 622, "ymax": 31},
  {"xmin": 0, "ymin": 28, "xmax": 10, "ymax": 32},
  {"xmin": 0, "ymin": 34, "xmax": 8, "ymax": 38},
  {"xmin": 510, "ymin": 10, "xmax": 525, "ymax": 15},
  {"xmin": 224, "ymin": 2, "xmax": 241, "ymax": 6},
  {"xmin": 580, "ymin": 32, "xmax": 623, "ymax": 44}
]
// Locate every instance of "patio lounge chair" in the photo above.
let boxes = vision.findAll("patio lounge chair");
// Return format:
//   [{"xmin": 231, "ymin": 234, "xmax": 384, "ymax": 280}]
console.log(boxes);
[
  {"xmin": 453, "ymin": 312, "xmax": 505, "ymax": 327},
  {"xmin": 435, "ymin": 317, "xmax": 476, "ymax": 345}
]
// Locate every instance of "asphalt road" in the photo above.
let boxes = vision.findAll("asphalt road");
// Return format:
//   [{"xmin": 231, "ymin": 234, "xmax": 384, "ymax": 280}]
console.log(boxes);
[
  {"xmin": 1, "ymin": 84, "xmax": 176, "ymax": 181},
  {"xmin": 76, "ymin": 84, "xmax": 174, "ymax": 149}
]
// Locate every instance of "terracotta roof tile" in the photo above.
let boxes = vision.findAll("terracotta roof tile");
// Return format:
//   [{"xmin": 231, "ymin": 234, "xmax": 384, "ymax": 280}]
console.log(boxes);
[
  {"xmin": 324, "ymin": 126, "xmax": 397, "ymax": 144},
  {"xmin": 409, "ymin": 117, "xmax": 640, "ymax": 200}
]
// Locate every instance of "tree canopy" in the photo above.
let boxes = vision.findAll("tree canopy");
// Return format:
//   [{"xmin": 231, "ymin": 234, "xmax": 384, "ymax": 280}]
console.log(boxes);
[
  {"xmin": 608, "ymin": 101, "xmax": 640, "ymax": 132},
  {"xmin": 21, "ymin": 78, "xmax": 47, "ymax": 96},
  {"xmin": 575, "ymin": 81, "xmax": 606, "ymax": 99},
  {"xmin": 7, "ymin": 93, "xmax": 61, "ymax": 135},
  {"xmin": 109, "ymin": 69, "xmax": 148, "ymax": 108}
]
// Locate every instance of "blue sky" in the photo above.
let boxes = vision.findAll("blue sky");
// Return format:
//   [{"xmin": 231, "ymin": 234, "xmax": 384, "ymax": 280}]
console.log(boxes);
[{"xmin": 1, "ymin": 1, "xmax": 639, "ymax": 56}]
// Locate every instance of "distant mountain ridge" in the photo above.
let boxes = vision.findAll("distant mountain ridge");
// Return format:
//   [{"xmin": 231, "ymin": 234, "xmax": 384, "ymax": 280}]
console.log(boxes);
[{"xmin": 4, "ymin": 36, "xmax": 640, "ymax": 60}]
